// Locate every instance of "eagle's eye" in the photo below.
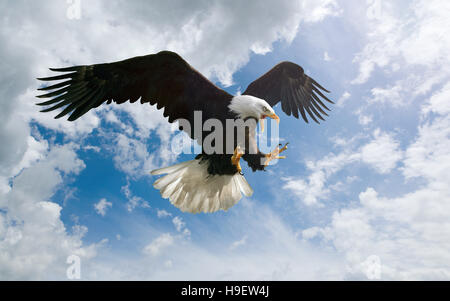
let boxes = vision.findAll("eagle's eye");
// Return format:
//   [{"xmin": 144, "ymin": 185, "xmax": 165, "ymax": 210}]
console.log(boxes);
[{"xmin": 263, "ymin": 106, "xmax": 270, "ymax": 113}]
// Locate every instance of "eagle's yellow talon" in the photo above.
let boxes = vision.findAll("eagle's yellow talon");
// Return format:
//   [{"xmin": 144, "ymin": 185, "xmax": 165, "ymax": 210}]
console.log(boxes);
[
  {"xmin": 231, "ymin": 146, "xmax": 244, "ymax": 173},
  {"xmin": 279, "ymin": 143, "xmax": 288, "ymax": 153},
  {"xmin": 264, "ymin": 143, "xmax": 289, "ymax": 166}
]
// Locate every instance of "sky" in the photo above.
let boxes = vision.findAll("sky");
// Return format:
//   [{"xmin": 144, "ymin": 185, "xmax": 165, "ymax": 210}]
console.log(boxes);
[{"xmin": 0, "ymin": 0, "xmax": 449, "ymax": 280}]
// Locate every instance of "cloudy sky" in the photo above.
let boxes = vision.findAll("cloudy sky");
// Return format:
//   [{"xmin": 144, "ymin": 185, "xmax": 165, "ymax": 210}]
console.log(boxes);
[{"xmin": 1, "ymin": 0, "xmax": 449, "ymax": 280}]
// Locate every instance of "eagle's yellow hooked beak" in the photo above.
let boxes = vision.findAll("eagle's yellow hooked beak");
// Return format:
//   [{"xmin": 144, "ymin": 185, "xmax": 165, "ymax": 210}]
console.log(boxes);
[{"xmin": 260, "ymin": 113, "xmax": 280, "ymax": 133}]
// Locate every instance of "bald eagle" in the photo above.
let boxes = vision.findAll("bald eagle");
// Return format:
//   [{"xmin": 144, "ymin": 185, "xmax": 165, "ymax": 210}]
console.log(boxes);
[{"xmin": 37, "ymin": 51, "xmax": 333, "ymax": 213}]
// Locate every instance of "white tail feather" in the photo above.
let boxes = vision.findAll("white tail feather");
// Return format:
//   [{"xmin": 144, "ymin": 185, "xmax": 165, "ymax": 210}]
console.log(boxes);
[{"xmin": 151, "ymin": 159, "xmax": 253, "ymax": 213}]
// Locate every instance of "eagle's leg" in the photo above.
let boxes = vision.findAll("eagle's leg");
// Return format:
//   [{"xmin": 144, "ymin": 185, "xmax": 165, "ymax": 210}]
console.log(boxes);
[
  {"xmin": 231, "ymin": 146, "xmax": 244, "ymax": 174},
  {"xmin": 264, "ymin": 143, "xmax": 289, "ymax": 167}
]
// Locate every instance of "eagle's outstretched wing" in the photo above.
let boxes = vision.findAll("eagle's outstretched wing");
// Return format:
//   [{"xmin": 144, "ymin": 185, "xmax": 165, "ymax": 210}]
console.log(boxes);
[
  {"xmin": 37, "ymin": 51, "xmax": 233, "ymax": 137},
  {"xmin": 242, "ymin": 61, "xmax": 333, "ymax": 123}
]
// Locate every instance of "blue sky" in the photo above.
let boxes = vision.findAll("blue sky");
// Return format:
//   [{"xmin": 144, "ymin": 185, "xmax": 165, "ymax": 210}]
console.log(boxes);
[{"xmin": 1, "ymin": 0, "xmax": 450, "ymax": 280}]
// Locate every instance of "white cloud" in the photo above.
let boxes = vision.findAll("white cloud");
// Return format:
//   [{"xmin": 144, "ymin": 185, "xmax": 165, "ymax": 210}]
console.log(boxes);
[
  {"xmin": 157, "ymin": 209, "xmax": 172, "ymax": 218},
  {"xmin": 172, "ymin": 217, "xmax": 185, "ymax": 233},
  {"xmin": 77, "ymin": 202, "xmax": 344, "ymax": 280},
  {"xmin": 360, "ymin": 129, "xmax": 403, "ymax": 174},
  {"xmin": 301, "ymin": 17, "xmax": 450, "ymax": 278},
  {"xmin": 350, "ymin": 1, "xmax": 403, "ymax": 85},
  {"xmin": 370, "ymin": 84, "xmax": 404, "ymax": 106},
  {"xmin": 353, "ymin": 106, "xmax": 374, "ymax": 127},
  {"xmin": 352, "ymin": 0, "xmax": 450, "ymax": 90},
  {"xmin": 143, "ymin": 233, "xmax": 175, "ymax": 257},
  {"xmin": 101, "ymin": 106, "xmax": 180, "ymax": 179},
  {"xmin": 283, "ymin": 129, "xmax": 402, "ymax": 205},
  {"xmin": 94, "ymin": 198, "xmax": 112, "ymax": 217},
  {"xmin": 96, "ymin": 0, "xmax": 340, "ymax": 86},
  {"xmin": 83, "ymin": 145, "xmax": 101, "ymax": 153},
  {"xmin": 172, "ymin": 216, "xmax": 191, "ymax": 237},
  {"xmin": 301, "ymin": 0, "xmax": 342, "ymax": 23},
  {"xmin": 121, "ymin": 181, "xmax": 150, "ymax": 212},
  {"xmin": 283, "ymin": 171, "xmax": 327, "ymax": 206},
  {"xmin": 422, "ymin": 82, "xmax": 450, "ymax": 116},
  {"xmin": 0, "ymin": 143, "xmax": 102, "ymax": 280},
  {"xmin": 229, "ymin": 235, "xmax": 248, "ymax": 251},
  {"xmin": 283, "ymin": 149, "xmax": 360, "ymax": 206},
  {"xmin": 112, "ymin": 134, "xmax": 156, "ymax": 178},
  {"xmin": 357, "ymin": 113, "xmax": 373, "ymax": 126},
  {"xmin": 305, "ymin": 177, "xmax": 450, "ymax": 279},
  {"xmin": 10, "ymin": 135, "xmax": 49, "ymax": 180},
  {"xmin": 336, "ymin": 91, "xmax": 351, "ymax": 107},
  {"xmin": 403, "ymin": 90, "xmax": 450, "ymax": 183}
]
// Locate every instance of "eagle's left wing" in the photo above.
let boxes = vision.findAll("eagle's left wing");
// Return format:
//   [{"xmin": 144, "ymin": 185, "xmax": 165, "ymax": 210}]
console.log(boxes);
[
  {"xmin": 36, "ymin": 51, "xmax": 233, "ymax": 141},
  {"xmin": 242, "ymin": 61, "xmax": 333, "ymax": 124}
]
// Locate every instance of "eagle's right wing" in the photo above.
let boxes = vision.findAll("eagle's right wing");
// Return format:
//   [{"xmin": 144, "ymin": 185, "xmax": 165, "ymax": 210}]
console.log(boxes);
[
  {"xmin": 37, "ymin": 51, "xmax": 233, "ymax": 138},
  {"xmin": 243, "ymin": 61, "xmax": 333, "ymax": 124}
]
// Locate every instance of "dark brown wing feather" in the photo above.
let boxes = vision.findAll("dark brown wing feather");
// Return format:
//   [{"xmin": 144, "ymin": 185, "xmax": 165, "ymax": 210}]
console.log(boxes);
[
  {"xmin": 36, "ymin": 51, "xmax": 233, "ymax": 137},
  {"xmin": 242, "ymin": 61, "xmax": 333, "ymax": 124}
]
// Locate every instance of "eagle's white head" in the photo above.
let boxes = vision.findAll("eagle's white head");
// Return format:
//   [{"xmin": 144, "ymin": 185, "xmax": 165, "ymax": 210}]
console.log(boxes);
[{"xmin": 228, "ymin": 95, "xmax": 279, "ymax": 131}]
